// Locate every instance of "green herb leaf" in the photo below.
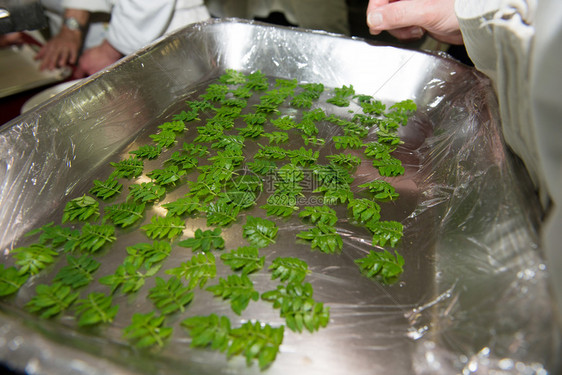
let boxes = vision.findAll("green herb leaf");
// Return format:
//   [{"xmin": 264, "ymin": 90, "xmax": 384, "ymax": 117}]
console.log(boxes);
[
  {"xmin": 74, "ymin": 292, "xmax": 119, "ymax": 326},
  {"xmin": 347, "ymin": 198, "xmax": 381, "ymax": 224},
  {"xmin": 127, "ymin": 182, "xmax": 166, "ymax": 203},
  {"xmin": 269, "ymin": 257, "xmax": 310, "ymax": 283},
  {"xmin": 147, "ymin": 165, "xmax": 186, "ymax": 186},
  {"xmin": 89, "ymin": 176, "xmax": 123, "ymax": 200},
  {"xmin": 148, "ymin": 276, "xmax": 194, "ymax": 314},
  {"xmin": 332, "ymin": 135, "xmax": 364, "ymax": 150},
  {"xmin": 25, "ymin": 282, "xmax": 79, "ymax": 318},
  {"xmin": 372, "ymin": 155, "xmax": 405, "ymax": 177},
  {"xmin": 166, "ymin": 252, "xmax": 216, "ymax": 289},
  {"xmin": 287, "ymin": 146, "xmax": 319, "ymax": 166},
  {"xmin": 326, "ymin": 153, "xmax": 362, "ymax": 168},
  {"xmin": 110, "ymin": 156, "xmax": 144, "ymax": 179},
  {"xmin": 165, "ymin": 151, "xmax": 198, "ymax": 171},
  {"xmin": 129, "ymin": 144, "xmax": 163, "ymax": 160},
  {"xmin": 220, "ymin": 246, "xmax": 264, "ymax": 275},
  {"xmin": 242, "ymin": 216, "xmax": 278, "ymax": 248},
  {"xmin": 205, "ymin": 200, "xmax": 240, "ymax": 227},
  {"xmin": 76, "ymin": 223, "xmax": 116, "ymax": 253},
  {"xmin": 358, "ymin": 180, "xmax": 399, "ymax": 201},
  {"xmin": 99, "ymin": 261, "xmax": 161, "ymax": 294},
  {"xmin": 53, "ymin": 255, "xmax": 100, "ymax": 288},
  {"xmin": 123, "ymin": 312, "xmax": 173, "ymax": 349},
  {"xmin": 298, "ymin": 205, "xmax": 338, "ymax": 226},
  {"xmin": 297, "ymin": 224, "xmax": 343, "ymax": 254},
  {"xmin": 181, "ymin": 314, "xmax": 231, "ymax": 351},
  {"xmin": 219, "ymin": 69, "xmax": 247, "ymax": 85},
  {"xmin": 228, "ymin": 321, "xmax": 284, "ymax": 370},
  {"xmin": 366, "ymin": 220, "xmax": 404, "ymax": 248},
  {"xmin": 262, "ymin": 131, "xmax": 289, "ymax": 144},
  {"xmin": 104, "ymin": 201, "xmax": 145, "ymax": 228},
  {"xmin": 270, "ymin": 116, "xmax": 296, "ymax": 130},
  {"xmin": 0, "ymin": 265, "xmax": 29, "ymax": 297},
  {"xmin": 262, "ymin": 281, "xmax": 329, "ymax": 333},
  {"xmin": 355, "ymin": 249, "xmax": 404, "ymax": 284},
  {"xmin": 125, "ymin": 240, "xmax": 171, "ymax": 268},
  {"xmin": 62, "ymin": 195, "xmax": 99, "ymax": 223},
  {"xmin": 178, "ymin": 228, "xmax": 225, "ymax": 253},
  {"xmin": 162, "ymin": 196, "xmax": 202, "ymax": 217},
  {"xmin": 260, "ymin": 193, "xmax": 299, "ymax": 217},
  {"xmin": 141, "ymin": 215, "xmax": 185, "ymax": 240},
  {"xmin": 207, "ymin": 274, "xmax": 259, "ymax": 315},
  {"xmin": 12, "ymin": 244, "xmax": 58, "ymax": 275}
]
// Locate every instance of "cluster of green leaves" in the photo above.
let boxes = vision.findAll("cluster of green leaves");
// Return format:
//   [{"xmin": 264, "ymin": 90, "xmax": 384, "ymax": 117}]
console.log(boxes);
[
  {"xmin": 182, "ymin": 314, "xmax": 284, "ymax": 370},
  {"xmin": 1, "ymin": 69, "xmax": 418, "ymax": 371},
  {"xmin": 262, "ymin": 281, "xmax": 329, "ymax": 333}
]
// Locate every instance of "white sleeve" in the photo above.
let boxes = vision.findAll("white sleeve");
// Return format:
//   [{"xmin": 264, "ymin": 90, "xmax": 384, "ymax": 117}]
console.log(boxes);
[
  {"xmin": 530, "ymin": 0, "xmax": 562, "ymax": 326},
  {"xmin": 106, "ymin": 0, "xmax": 176, "ymax": 55},
  {"xmin": 61, "ymin": 0, "xmax": 113, "ymax": 13}
]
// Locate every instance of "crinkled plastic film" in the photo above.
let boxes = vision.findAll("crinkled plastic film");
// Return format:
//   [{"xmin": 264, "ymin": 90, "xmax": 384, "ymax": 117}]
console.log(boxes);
[{"xmin": 0, "ymin": 19, "xmax": 559, "ymax": 375}]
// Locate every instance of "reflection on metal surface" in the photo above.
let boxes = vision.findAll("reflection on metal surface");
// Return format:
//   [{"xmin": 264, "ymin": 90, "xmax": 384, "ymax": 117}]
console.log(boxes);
[
  {"xmin": 0, "ymin": 9, "xmax": 10, "ymax": 19},
  {"xmin": 0, "ymin": 19, "xmax": 559, "ymax": 375}
]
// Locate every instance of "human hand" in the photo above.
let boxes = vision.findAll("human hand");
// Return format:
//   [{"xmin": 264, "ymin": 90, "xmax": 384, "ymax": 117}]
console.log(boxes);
[
  {"xmin": 366, "ymin": 0, "xmax": 463, "ymax": 45},
  {"xmin": 0, "ymin": 32, "xmax": 25, "ymax": 47},
  {"xmin": 73, "ymin": 40, "xmax": 124, "ymax": 78},
  {"xmin": 35, "ymin": 27, "xmax": 82, "ymax": 70}
]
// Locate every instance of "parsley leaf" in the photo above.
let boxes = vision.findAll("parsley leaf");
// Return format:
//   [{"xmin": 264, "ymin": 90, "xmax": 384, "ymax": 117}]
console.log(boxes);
[
  {"xmin": 220, "ymin": 246, "xmax": 264, "ymax": 275},
  {"xmin": 269, "ymin": 257, "xmax": 310, "ymax": 283},
  {"xmin": 124, "ymin": 240, "xmax": 171, "ymax": 268},
  {"xmin": 358, "ymin": 180, "xmax": 399, "ymax": 201},
  {"xmin": 347, "ymin": 198, "xmax": 381, "ymax": 225},
  {"xmin": 148, "ymin": 276, "xmax": 194, "ymax": 314},
  {"xmin": 25, "ymin": 282, "xmax": 79, "ymax": 318},
  {"xmin": 99, "ymin": 261, "xmax": 161, "ymax": 294},
  {"xmin": 372, "ymin": 155, "xmax": 405, "ymax": 177},
  {"xmin": 162, "ymin": 196, "xmax": 202, "ymax": 217},
  {"xmin": 366, "ymin": 220, "xmax": 404, "ymax": 247},
  {"xmin": 242, "ymin": 216, "xmax": 278, "ymax": 248},
  {"xmin": 298, "ymin": 205, "xmax": 338, "ymax": 226},
  {"xmin": 141, "ymin": 215, "xmax": 185, "ymax": 240},
  {"xmin": 205, "ymin": 200, "xmax": 240, "ymax": 227},
  {"xmin": 355, "ymin": 249, "xmax": 404, "ymax": 284},
  {"xmin": 262, "ymin": 131, "xmax": 289, "ymax": 144},
  {"xmin": 207, "ymin": 274, "xmax": 259, "ymax": 315},
  {"xmin": 104, "ymin": 201, "xmax": 145, "ymax": 228},
  {"xmin": 261, "ymin": 281, "xmax": 329, "ymax": 333},
  {"xmin": 123, "ymin": 312, "xmax": 173, "ymax": 349},
  {"xmin": 127, "ymin": 182, "xmax": 166, "ymax": 203},
  {"xmin": 147, "ymin": 165, "xmax": 186, "ymax": 186},
  {"xmin": 129, "ymin": 144, "xmax": 162, "ymax": 160},
  {"xmin": 74, "ymin": 292, "xmax": 119, "ymax": 326},
  {"xmin": 166, "ymin": 252, "xmax": 217, "ymax": 289},
  {"xmin": 0, "ymin": 265, "xmax": 29, "ymax": 297},
  {"xmin": 333, "ymin": 135, "xmax": 364, "ymax": 150},
  {"xmin": 178, "ymin": 228, "xmax": 225, "ymax": 252},
  {"xmin": 62, "ymin": 195, "xmax": 99, "ymax": 223},
  {"xmin": 326, "ymin": 153, "xmax": 362, "ymax": 168},
  {"xmin": 110, "ymin": 156, "xmax": 143, "ymax": 179},
  {"xmin": 89, "ymin": 176, "xmax": 123, "ymax": 200},
  {"xmin": 297, "ymin": 224, "xmax": 343, "ymax": 254},
  {"xmin": 228, "ymin": 321, "xmax": 284, "ymax": 370},
  {"xmin": 181, "ymin": 314, "xmax": 231, "ymax": 351},
  {"xmin": 261, "ymin": 193, "xmax": 299, "ymax": 217},
  {"xmin": 53, "ymin": 255, "xmax": 100, "ymax": 288},
  {"xmin": 12, "ymin": 244, "xmax": 58, "ymax": 275},
  {"xmin": 76, "ymin": 223, "xmax": 116, "ymax": 253}
]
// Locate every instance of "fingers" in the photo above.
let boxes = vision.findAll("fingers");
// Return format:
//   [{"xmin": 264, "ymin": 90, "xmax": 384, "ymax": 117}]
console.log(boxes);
[{"xmin": 367, "ymin": 1, "xmax": 426, "ymax": 35}]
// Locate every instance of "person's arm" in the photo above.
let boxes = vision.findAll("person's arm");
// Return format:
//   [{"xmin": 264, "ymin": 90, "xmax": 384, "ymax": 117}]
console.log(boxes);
[
  {"xmin": 34, "ymin": 8, "xmax": 89, "ymax": 70},
  {"xmin": 366, "ymin": 0, "xmax": 463, "ymax": 44},
  {"xmin": 73, "ymin": 0, "xmax": 176, "ymax": 78}
]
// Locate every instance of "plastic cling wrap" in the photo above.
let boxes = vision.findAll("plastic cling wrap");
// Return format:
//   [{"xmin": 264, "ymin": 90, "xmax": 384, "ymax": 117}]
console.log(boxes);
[{"xmin": 0, "ymin": 19, "xmax": 559, "ymax": 375}]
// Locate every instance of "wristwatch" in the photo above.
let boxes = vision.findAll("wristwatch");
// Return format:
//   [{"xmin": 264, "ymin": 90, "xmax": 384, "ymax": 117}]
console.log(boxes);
[{"xmin": 63, "ymin": 17, "xmax": 85, "ymax": 33}]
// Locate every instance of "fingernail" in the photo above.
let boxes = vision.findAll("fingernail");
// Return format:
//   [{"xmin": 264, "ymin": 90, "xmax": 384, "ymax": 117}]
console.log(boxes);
[
  {"xmin": 367, "ymin": 12, "xmax": 383, "ymax": 28},
  {"xmin": 412, "ymin": 27, "xmax": 424, "ymax": 37}
]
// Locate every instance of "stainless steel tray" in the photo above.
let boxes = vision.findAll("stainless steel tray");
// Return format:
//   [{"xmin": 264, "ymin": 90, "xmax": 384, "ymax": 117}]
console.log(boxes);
[{"xmin": 0, "ymin": 19, "xmax": 559, "ymax": 375}]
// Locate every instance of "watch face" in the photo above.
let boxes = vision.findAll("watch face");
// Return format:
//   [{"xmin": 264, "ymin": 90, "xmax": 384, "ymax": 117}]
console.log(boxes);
[{"xmin": 64, "ymin": 17, "xmax": 81, "ymax": 31}]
